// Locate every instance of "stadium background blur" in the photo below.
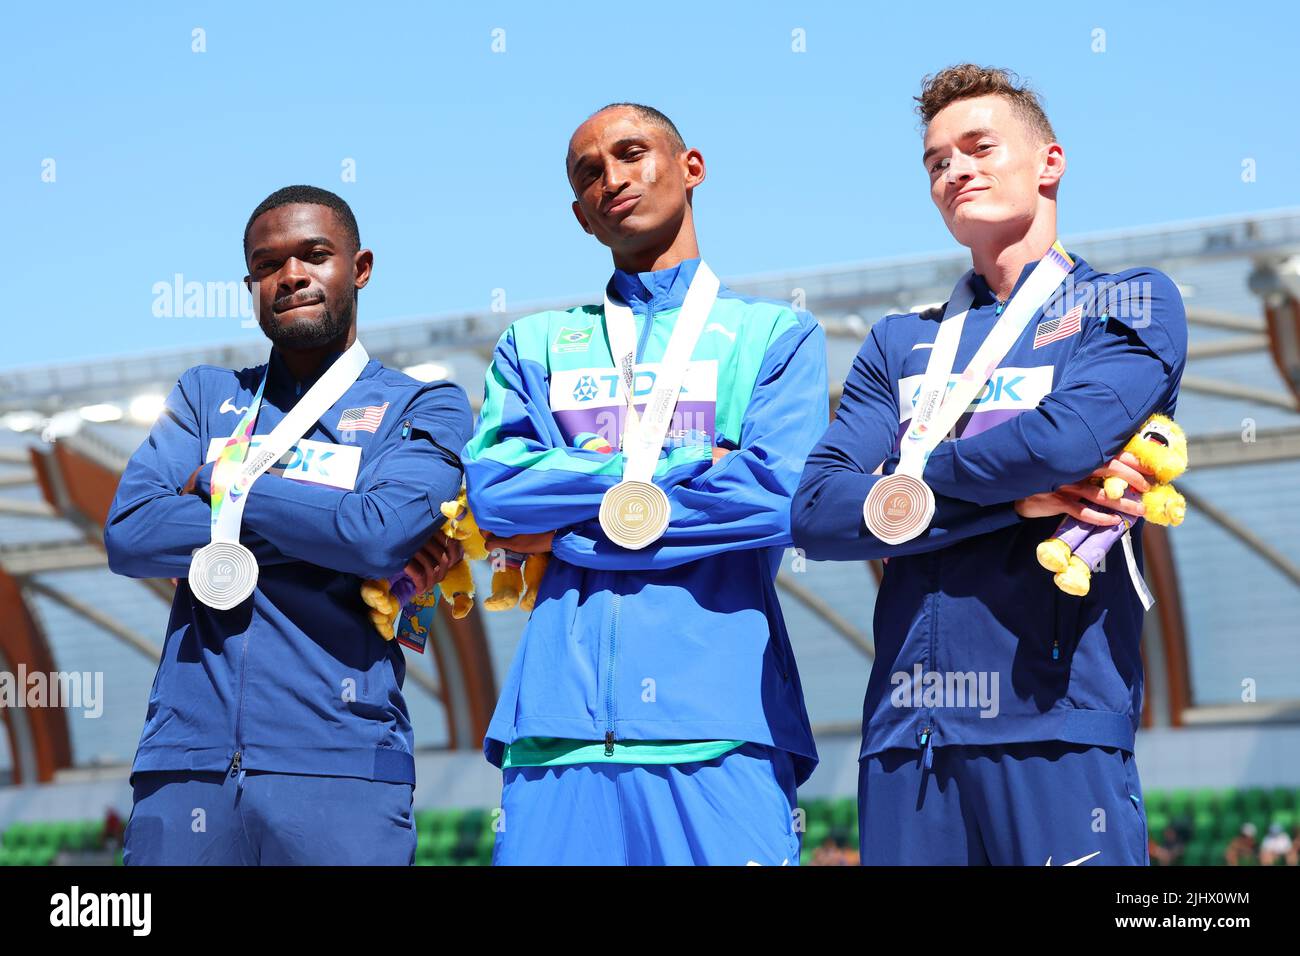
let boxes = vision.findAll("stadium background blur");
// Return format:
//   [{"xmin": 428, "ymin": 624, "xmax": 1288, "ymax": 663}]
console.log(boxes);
[
  {"xmin": 2, "ymin": 3, "xmax": 1298, "ymax": 866},
  {"xmin": 3, "ymin": 208, "xmax": 1300, "ymax": 866}
]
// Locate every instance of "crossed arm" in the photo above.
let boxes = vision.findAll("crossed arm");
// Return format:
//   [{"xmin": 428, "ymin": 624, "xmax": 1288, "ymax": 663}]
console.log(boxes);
[
  {"xmin": 792, "ymin": 272, "xmax": 1187, "ymax": 561},
  {"xmin": 104, "ymin": 368, "xmax": 472, "ymax": 583},
  {"xmin": 464, "ymin": 317, "xmax": 830, "ymax": 570}
]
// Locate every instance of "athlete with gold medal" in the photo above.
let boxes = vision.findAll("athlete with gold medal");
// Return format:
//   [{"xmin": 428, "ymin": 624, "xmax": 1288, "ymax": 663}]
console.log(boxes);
[{"xmin": 464, "ymin": 104, "xmax": 828, "ymax": 865}]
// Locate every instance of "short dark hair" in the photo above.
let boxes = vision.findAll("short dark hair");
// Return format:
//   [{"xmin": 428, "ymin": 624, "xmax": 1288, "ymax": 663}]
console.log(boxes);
[
  {"xmin": 593, "ymin": 102, "xmax": 686, "ymax": 152},
  {"xmin": 915, "ymin": 64, "xmax": 1056, "ymax": 143},
  {"xmin": 243, "ymin": 185, "xmax": 360, "ymax": 253}
]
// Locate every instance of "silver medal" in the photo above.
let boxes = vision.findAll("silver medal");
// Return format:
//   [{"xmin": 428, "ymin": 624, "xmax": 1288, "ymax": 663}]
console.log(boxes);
[{"xmin": 188, "ymin": 540, "xmax": 259, "ymax": 610}]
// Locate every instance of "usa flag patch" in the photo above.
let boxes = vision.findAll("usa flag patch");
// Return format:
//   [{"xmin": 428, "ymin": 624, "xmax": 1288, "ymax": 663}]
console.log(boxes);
[
  {"xmin": 337, "ymin": 401, "xmax": 390, "ymax": 433},
  {"xmin": 1033, "ymin": 305, "xmax": 1083, "ymax": 349}
]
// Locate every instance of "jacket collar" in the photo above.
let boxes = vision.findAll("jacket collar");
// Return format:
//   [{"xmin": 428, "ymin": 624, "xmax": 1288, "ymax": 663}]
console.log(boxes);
[
  {"xmin": 265, "ymin": 340, "xmax": 376, "ymax": 401},
  {"xmin": 606, "ymin": 257, "xmax": 703, "ymax": 313},
  {"xmin": 969, "ymin": 251, "xmax": 1087, "ymax": 309}
]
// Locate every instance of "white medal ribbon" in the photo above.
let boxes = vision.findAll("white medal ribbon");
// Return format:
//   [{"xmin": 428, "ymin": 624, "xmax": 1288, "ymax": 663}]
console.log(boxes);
[
  {"xmin": 1120, "ymin": 528, "xmax": 1156, "ymax": 611},
  {"xmin": 189, "ymin": 340, "xmax": 370, "ymax": 608},
  {"xmin": 604, "ymin": 261, "xmax": 720, "ymax": 481},
  {"xmin": 598, "ymin": 261, "xmax": 720, "ymax": 548},
  {"xmin": 864, "ymin": 242, "xmax": 1075, "ymax": 544},
  {"xmin": 900, "ymin": 242, "xmax": 1073, "ymax": 476}
]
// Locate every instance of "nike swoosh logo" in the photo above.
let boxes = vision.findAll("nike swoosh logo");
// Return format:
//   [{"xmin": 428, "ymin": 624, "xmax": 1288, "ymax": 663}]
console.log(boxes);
[
  {"xmin": 704, "ymin": 322, "xmax": 737, "ymax": 343},
  {"xmin": 1045, "ymin": 850, "xmax": 1101, "ymax": 866},
  {"xmin": 220, "ymin": 397, "xmax": 249, "ymax": 415}
]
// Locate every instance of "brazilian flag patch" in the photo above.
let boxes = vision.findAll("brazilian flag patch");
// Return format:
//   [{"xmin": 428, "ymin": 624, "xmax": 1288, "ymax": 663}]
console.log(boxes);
[{"xmin": 553, "ymin": 325, "xmax": 594, "ymax": 353}]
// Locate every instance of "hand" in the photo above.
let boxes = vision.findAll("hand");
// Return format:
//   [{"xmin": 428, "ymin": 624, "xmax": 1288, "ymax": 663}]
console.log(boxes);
[
  {"xmin": 1089, "ymin": 451, "xmax": 1155, "ymax": 495},
  {"xmin": 180, "ymin": 464, "xmax": 205, "ymax": 496},
  {"xmin": 712, "ymin": 446, "xmax": 732, "ymax": 465},
  {"xmin": 1014, "ymin": 453, "xmax": 1154, "ymax": 525},
  {"xmin": 403, "ymin": 530, "xmax": 463, "ymax": 593},
  {"xmin": 481, "ymin": 531, "xmax": 555, "ymax": 555}
]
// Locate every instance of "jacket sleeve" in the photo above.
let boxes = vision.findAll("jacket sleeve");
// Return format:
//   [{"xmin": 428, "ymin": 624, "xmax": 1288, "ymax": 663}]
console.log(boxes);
[
  {"xmin": 233, "ymin": 380, "xmax": 473, "ymax": 580},
  {"xmin": 463, "ymin": 322, "xmax": 631, "ymax": 536},
  {"xmin": 104, "ymin": 368, "xmax": 297, "ymax": 579},
  {"xmin": 551, "ymin": 315, "xmax": 829, "ymax": 571},
  {"xmin": 921, "ymin": 269, "xmax": 1188, "ymax": 506},
  {"xmin": 791, "ymin": 318, "xmax": 1023, "ymax": 561}
]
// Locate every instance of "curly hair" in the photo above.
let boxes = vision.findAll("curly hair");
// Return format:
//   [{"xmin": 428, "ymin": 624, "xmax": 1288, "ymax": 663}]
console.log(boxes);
[{"xmin": 916, "ymin": 64, "xmax": 1056, "ymax": 143}]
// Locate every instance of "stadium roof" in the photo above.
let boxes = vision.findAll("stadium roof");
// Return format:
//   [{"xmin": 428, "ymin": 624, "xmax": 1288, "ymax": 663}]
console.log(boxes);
[{"xmin": 1, "ymin": 206, "xmax": 1298, "ymax": 780}]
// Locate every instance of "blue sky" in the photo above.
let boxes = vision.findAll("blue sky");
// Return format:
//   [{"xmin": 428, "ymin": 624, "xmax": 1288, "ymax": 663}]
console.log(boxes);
[{"xmin": 1, "ymin": 1, "xmax": 1295, "ymax": 370}]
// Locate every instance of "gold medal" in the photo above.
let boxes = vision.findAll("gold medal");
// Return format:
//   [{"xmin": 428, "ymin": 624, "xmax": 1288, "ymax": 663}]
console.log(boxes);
[{"xmin": 599, "ymin": 480, "xmax": 670, "ymax": 550}]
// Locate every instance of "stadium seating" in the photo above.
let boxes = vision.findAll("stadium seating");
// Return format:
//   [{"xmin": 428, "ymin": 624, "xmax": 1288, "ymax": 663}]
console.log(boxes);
[
  {"xmin": 413, "ymin": 807, "xmax": 498, "ymax": 866},
  {"xmin": 0, "ymin": 818, "xmax": 120, "ymax": 866},
  {"xmin": 792, "ymin": 786, "xmax": 1300, "ymax": 866},
  {"xmin": 3, "ymin": 785, "xmax": 1298, "ymax": 864}
]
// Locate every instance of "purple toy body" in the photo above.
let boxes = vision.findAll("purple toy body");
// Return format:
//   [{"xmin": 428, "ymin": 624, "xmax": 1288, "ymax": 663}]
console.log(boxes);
[
  {"xmin": 493, "ymin": 548, "xmax": 526, "ymax": 571},
  {"xmin": 1051, "ymin": 486, "xmax": 1143, "ymax": 571},
  {"xmin": 388, "ymin": 572, "xmax": 418, "ymax": 607},
  {"xmin": 388, "ymin": 547, "xmax": 528, "ymax": 612}
]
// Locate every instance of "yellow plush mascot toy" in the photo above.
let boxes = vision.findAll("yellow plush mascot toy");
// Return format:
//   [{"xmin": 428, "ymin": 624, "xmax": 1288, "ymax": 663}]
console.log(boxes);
[
  {"xmin": 1036, "ymin": 413, "xmax": 1188, "ymax": 597},
  {"xmin": 360, "ymin": 488, "xmax": 549, "ymax": 639}
]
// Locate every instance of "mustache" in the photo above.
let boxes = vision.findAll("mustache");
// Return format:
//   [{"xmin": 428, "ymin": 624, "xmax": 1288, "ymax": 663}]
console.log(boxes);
[{"xmin": 272, "ymin": 290, "xmax": 326, "ymax": 313}]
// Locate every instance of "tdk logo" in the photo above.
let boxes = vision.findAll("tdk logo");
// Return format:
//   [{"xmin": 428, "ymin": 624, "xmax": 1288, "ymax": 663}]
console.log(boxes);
[
  {"xmin": 572, "ymin": 370, "xmax": 686, "ymax": 403},
  {"xmin": 279, "ymin": 445, "xmax": 335, "ymax": 478},
  {"xmin": 553, "ymin": 361, "xmax": 718, "ymax": 412},
  {"xmin": 897, "ymin": 366, "xmax": 1053, "ymax": 423},
  {"xmin": 909, "ymin": 374, "xmax": 1025, "ymax": 408},
  {"xmin": 977, "ymin": 374, "xmax": 1024, "ymax": 403},
  {"xmin": 205, "ymin": 437, "xmax": 360, "ymax": 491},
  {"xmin": 243, "ymin": 440, "xmax": 334, "ymax": 478}
]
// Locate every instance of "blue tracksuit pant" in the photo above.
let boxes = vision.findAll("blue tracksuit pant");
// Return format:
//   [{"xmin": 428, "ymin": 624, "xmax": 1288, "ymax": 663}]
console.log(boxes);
[
  {"xmin": 124, "ymin": 770, "xmax": 416, "ymax": 865},
  {"xmin": 493, "ymin": 743, "xmax": 800, "ymax": 866},
  {"xmin": 859, "ymin": 742, "xmax": 1149, "ymax": 865}
]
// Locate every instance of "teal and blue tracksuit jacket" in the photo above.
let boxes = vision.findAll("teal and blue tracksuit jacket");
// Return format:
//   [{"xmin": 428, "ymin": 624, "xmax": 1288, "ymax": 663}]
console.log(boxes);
[{"xmin": 463, "ymin": 258, "xmax": 828, "ymax": 787}]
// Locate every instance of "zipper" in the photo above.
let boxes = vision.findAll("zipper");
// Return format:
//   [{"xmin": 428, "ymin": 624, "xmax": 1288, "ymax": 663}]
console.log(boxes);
[
  {"xmin": 401, "ymin": 419, "xmax": 411, "ymax": 439},
  {"xmin": 604, "ymin": 592, "xmax": 621, "ymax": 756},
  {"xmin": 599, "ymin": 287, "xmax": 653, "ymax": 758},
  {"xmin": 232, "ymin": 633, "xmax": 250, "ymax": 788},
  {"xmin": 922, "ymin": 550, "xmax": 940, "ymax": 765},
  {"xmin": 1051, "ymin": 589, "xmax": 1064, "ymax": 661},
  {"xmin": 637, "ymin": 299, "xmax": 655, "ymax": 362},
  {"xmin": 229, "ymin": 748, "xmax": 245, "ymax": 791}
]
